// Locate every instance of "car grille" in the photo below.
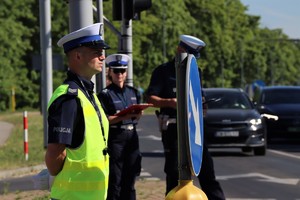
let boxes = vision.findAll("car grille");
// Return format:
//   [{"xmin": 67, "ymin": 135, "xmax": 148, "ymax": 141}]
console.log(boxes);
[
  {"xmin": 205, "ymin": 122, "xmax": 248, "ymax": 129},
  {"xmin": 204, "ymin": 121, "xmax": 253, "ymax": 145}
]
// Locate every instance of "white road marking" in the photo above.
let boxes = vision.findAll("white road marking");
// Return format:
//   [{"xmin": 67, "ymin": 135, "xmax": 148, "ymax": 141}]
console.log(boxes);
[
  {"xmin": 217, "ymin": 172, "xmax": 299, "ymax": 185},
  {"xmin": 227, "ymin": 199, "xmax": 276, "ymax": 200},
  {"xmin": 139, "ymin": 169, "xmax": 160, "ymax": 181},
  {"xmin": 139, "ymin": 135, "xmax": 161, "ymax": 140},
  {"xmin": 268, "ymin": 149, "xmax": 300, "ymax": 160}
]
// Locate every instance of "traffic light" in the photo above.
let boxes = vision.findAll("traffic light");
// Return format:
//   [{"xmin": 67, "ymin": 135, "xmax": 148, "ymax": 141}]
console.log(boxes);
[
  {"xmin": 113, "ymin": 0, "xmax": 152, "ymax": 21},
  {"xmin": 124, "ymin": 0, "xmax": 152, "ymax": 20},
  {"xmin": 113, "ymin": 0, "xmax": 122, "ymax": 20}
]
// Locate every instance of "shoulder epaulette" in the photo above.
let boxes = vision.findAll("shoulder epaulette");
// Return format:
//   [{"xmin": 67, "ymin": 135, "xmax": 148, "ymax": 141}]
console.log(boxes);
[
  {"xmin": 67, "ymin": 87, "xmax": 78, "ymax": 96},
  {"xmin": 128, "ymin": 85, "xmax": 138, "ymax": 93},
  {"xmin": 102, "ymin": 88, "xmax": 109, "ymax": 94},
  {"xmin": 65, "ymin": 81, "xmax": 79, "ymax": 96}
]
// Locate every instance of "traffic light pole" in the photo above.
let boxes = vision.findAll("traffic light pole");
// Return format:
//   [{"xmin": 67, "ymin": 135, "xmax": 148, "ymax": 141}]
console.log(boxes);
[
  {"xmin": 39, "ymin": 0, "xmax": 53, "ymax": 148},
  {"xmin": 119, "ymin": 19, "xmax": 133, "ymax": 87},
  {"xmin": 94, "ymin": 1, "xmax": 134, "ymax": 87},
  {"xmin": 95, "ymin": 0, "xmax": 106, "ymax": 93}
]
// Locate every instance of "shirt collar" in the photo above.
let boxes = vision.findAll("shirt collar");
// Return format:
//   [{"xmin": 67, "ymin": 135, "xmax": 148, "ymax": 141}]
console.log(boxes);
[
  {"xmin": 66, "ymin": 70, "xmax": 94, "ymax": 92},
  {"xmin": 111, "ymin": 82, "xmax": 125, "ymax": 92}
]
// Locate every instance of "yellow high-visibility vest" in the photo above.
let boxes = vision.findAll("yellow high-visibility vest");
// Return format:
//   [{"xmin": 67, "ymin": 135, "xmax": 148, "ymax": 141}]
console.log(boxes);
[{"xmin": 48, "ymin": 84, "xmax": 109, "ymax": 200}]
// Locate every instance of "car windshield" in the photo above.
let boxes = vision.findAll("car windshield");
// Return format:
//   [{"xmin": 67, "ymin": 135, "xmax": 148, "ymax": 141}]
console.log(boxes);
[
  {"xmin": 205, "ymin": 91, "xmax": 252, "ymax": 109},
  {"xmin": 262, "ymin": 89, "xmax": 300, "ymax": 104}
]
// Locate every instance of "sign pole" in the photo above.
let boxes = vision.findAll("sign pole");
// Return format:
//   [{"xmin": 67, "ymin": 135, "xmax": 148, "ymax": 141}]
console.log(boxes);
[
  {"xmin": 166, "ymin": 53, "xmax": 207, "ymax": 200},
  {"xmin": 175, "ymin": 52, "xmax": 191, "ymax": 181}
]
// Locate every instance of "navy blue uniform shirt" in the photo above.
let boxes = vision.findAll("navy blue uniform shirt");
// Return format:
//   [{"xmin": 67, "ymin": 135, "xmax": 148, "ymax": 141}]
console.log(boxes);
[
  {"xmin": 146, "ymin": 59, "xmax": 177, "ymax": 117},
  {"xmin": 146, "ymin": 58, "xmax": 205, "ymax": 118},
  {"xmin": 98, "ymin": 83, "xmax": 141, "ymax": 126},
  {"xmin": 47, "ymin": 71, "xmax": 95, "ymax": 148}
]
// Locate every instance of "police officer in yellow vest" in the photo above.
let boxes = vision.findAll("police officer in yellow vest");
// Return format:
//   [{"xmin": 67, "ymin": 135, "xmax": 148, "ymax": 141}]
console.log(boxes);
[{"xmin": 45, "ymin": 23, "xmax": 110, "ymax": 200}]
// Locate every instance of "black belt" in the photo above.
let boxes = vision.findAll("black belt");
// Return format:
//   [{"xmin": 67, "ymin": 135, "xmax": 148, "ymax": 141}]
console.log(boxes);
[{"xmin": 110, "ymin": 124, "xmax": 135, "ymax": 130}]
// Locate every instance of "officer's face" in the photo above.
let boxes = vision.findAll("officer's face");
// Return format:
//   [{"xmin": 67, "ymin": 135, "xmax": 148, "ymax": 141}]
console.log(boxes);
[
  {"xmin": 110, "ymin": 68, "xmax": 127, "ymax": 85},
  {"xmin": 79, "ymin": 47, "xmax": 105, "ymax": 75}
]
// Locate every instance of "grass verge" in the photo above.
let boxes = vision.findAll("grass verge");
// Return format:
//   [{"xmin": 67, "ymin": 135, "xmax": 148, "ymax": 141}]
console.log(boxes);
[
  {"xmin": 0, "ymin": 108, "xmax": 157, "ymax": 171},
  {"xmin": 0, "ymin": 111, "xmax": 45, "ymax": 170},
  {"xmin": 0, "ymin": 110, "xmax": 164, "ymax": 199}
]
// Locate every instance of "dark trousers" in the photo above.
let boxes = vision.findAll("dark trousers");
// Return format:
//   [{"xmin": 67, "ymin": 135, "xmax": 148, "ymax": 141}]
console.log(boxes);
[
  {"xmin": 162, "ymin": 124, "xmax": 225, "ymax": 200},
  {"xmin": 107, "ymin": 128, "xmax": 142, "ymax": 200}
]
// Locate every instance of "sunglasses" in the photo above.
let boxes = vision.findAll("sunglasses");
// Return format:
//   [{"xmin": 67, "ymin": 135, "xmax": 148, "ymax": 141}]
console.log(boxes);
[{"xmin": 112, "ymin": 68, "xmax": 126, "ymax": 74}]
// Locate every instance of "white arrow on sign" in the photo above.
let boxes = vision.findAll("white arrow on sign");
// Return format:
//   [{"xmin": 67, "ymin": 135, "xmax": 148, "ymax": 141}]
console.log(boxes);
[
  {"xmin": 217, "ymin": 173, "xmax": 299, "ymax": 185},
  {"xmin": 189, "ymin": 80, "xmax": 201, "ymax": 146}
]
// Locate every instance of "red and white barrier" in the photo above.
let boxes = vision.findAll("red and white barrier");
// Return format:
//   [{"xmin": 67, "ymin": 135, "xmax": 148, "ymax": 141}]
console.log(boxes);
[{"xmin": 23, "ymin": 111, "xmax": 28, "ymax": 161}]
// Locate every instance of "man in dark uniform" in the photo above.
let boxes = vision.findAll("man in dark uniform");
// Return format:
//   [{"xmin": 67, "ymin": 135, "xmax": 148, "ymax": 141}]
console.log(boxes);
[
  {"xmin": 145, "ymin": 35, "xmax": 226, "ymax": 200},
  {"xmin": 45, "ymin": 23, "xmax": 110, "ymax": 200},
  {"xmin": 97, "ymin": 54, "xmax": 142, "ymax": 200}
]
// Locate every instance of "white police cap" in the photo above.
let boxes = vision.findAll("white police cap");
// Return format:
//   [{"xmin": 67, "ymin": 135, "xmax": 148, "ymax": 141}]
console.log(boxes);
[
  {"xmin": 57, "ymin": 23, "xmax": 110, "ymax": 53},
  {"xmin": 106, "ymin": 54, "xmax": 130, "ymax": 69},
  {"xmin": 179, "ymin": 35, "xmax": 206, "ymax": 58}
]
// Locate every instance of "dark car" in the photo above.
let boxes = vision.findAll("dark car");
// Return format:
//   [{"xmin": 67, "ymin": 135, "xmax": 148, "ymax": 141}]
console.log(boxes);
[
  {"xmin": 253, "ymin": 86, "xmax": 300, "ymax": 141},
  {"xmin": 203, "ymin": 88, "xmax": 266, "ymax": 156}
]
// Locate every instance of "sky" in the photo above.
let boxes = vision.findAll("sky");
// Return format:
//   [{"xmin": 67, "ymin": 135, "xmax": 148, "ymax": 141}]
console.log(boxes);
[{"xmin": 240, "ymin": 0, "xmax": 300, "ymax": 39}]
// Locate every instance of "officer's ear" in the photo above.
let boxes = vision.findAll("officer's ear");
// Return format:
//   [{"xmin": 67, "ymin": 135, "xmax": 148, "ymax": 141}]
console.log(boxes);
[
  {"xmin": 75, "ymin": 49, "xmax": 82, "ymax": 60},
  {"xmin": 66, "ymin": 48, "xmax": 81, "ymax": 61},
  {"xmin": 177, "ymin": 45, "xmax": 186, "ymax": 54},
  {"xmin": 76, "ymin": 52, "xmax": 81, "ymax": 60}
]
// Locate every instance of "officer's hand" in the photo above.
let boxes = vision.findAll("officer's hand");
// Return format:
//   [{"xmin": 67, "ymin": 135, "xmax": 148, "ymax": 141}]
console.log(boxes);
[{"xmin": 169, "ymin": 98, "xmax": 177, "ymax": 109}]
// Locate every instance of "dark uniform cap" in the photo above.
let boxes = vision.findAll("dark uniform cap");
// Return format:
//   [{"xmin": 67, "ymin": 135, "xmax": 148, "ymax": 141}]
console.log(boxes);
[
  {"xmin": 178, "ymin": 35, "xmax": 206, "ymax": 59},
  {"xmin": 106, "ymin": 54, "xmax": 130, "ymax": 69},
  {"xmin": 57, "ymin": 23, "xmax": 110, "ymax": 53}
]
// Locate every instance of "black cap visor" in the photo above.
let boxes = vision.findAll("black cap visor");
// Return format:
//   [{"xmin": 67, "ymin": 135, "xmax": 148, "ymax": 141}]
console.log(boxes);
[{"xmin": 82, "ymin": 40, "xmax": 110, "ymax": 50}]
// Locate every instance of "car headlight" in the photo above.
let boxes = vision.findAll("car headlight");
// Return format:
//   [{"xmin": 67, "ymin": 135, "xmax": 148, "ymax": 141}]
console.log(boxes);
[
  {"xmin": 250, "ymin": 118, "xmax": 262, "ymax": 125},
  {"xmin": 249, "ymin": 118, "xmax": 262, "ymax": 131}
]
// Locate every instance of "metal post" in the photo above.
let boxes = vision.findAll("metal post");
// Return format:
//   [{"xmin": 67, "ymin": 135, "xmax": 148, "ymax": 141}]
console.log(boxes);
[
  {"xmin": 68, "ymin": 0, "xmax": 93, "ymax": 31},
  {"xmin": 39, "ymin": 0, "xmax": 53, "ymax": 148},
  {"xmin": 68, "ymin": 0, "xmax": 95, "ymax": 85},
  {"xmin": 119, "ymin": 19, "xmax": 133, "ymax": 86},
  {"xmin": 11, "ymin": 87, "xmax": 16, "ymax": 112},
  {"xmin": 23, "ymin": 111, "xmax": 29, "ymax": 161},
  {"xmin": 119, "ymin": 0, "xmax": 133, "ymax": 87},
  {"xmin": 95, "ymin": 0, "xmax": 106, "ymax": 93},
  {"xmin": 166, "ymin": 52, "xmax": 208, "ymax": 200},
  {"xmin": 175, "ymin": 52, "xmax": 191, "ymax": 181}
]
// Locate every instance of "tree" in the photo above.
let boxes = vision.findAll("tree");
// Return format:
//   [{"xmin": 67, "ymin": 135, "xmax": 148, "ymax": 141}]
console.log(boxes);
[
  {"xmin": 1, "ymin": 0, "xmax": 300, "ymax": 111},
  {"xmin": 0, "ymin": 0, "xmax": 36, "ymax": 110},
  {"xmin": 132, "ymin": 0, "xmax": 197, "ymax": 89}
]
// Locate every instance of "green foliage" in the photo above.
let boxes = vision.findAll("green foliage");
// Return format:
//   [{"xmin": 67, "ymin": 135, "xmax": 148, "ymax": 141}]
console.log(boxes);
[
  {"xmin": 0, "ymin": 0, "xmax": 36, "ymax": 111},
  {"xmin": 0, "ymin": 0, "xmax": 300, "ymax": 111}
]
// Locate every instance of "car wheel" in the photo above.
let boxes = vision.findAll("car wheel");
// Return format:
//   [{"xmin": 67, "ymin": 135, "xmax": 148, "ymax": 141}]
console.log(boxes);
[{"xmin": 254, "ymin": 146, "xmax": 266, "ymax": 156}]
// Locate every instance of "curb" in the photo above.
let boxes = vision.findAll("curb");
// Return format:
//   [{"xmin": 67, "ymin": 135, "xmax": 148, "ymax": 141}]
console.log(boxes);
[{"xmin": 0, "ymin": 164, "xmax": 46, "ymax": 180}]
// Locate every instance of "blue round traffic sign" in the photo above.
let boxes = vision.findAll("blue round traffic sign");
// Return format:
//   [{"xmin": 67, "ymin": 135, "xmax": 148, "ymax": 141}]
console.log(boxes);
[{"xmin": 186, "ymin": 55, "xmax": 203, "ymax": 176}]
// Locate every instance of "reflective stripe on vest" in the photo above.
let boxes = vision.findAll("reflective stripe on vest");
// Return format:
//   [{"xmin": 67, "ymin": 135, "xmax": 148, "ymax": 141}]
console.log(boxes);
[{"xmin": 48, "ymin": 84, "xmax": 109, "ymax": 200}]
